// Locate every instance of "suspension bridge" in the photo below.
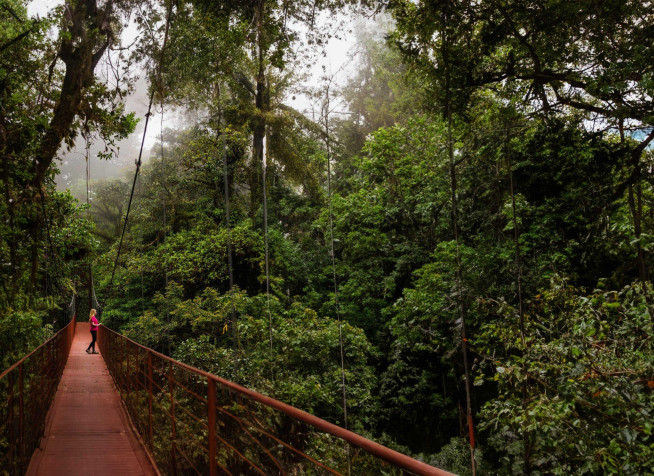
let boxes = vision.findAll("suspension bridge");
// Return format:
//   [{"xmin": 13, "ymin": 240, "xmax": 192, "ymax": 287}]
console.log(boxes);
[
  {"xmin": 0, "ymin": 301, "xmax": 452, "ymax": 475},
  {"xmin": 0, "ymin": 2, "xmax": 466, "ymax": 473}
]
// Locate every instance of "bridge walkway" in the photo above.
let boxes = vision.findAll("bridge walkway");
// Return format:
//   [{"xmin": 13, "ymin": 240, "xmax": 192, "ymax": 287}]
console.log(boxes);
[{"xmin": 26, "ymin": 323, "xmax": 155, "ymax": 476}]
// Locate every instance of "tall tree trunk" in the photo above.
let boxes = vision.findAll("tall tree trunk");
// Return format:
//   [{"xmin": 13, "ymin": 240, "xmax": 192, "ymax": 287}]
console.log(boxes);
[
  {"xmin": 30, "ymin": 236, "xmax": 38, "ymax": 292},
  {"xmin": 628, "ymin": 183, "xmax": 648, "ymax": 282},
  {"xmin": 34, "ymin": 0, "xmax": 113, "ymax": 188},
  {"xmin": 1, "ymin": 125, "xmax": 18, "ymax": 302},
  {"xmin": 250, "ymin": 0, "xmax": 267, "ymax": 219}
]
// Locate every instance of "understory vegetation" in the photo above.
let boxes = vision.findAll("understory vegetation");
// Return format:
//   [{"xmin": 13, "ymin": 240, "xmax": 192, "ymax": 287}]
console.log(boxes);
[{"xmin": 1, "ymin": 0, "xmax": 653, "ymax": 474}]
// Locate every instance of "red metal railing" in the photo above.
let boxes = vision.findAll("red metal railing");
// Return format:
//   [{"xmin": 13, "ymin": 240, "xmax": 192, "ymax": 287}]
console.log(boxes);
[
  {"xmin": 0, "ymin": 309, "xmax": 76, "ymax": 475},
  {"xmin": 98, "ymin": 325, "xmax": 452, "ymax": 476}
]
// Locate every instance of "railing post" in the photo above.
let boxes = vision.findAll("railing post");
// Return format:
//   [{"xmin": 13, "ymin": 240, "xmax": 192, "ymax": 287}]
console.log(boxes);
[
  {"xmin": 105, "ymin": 329, "xmax": 110, "ymax": 371},
  {"xmin": 48, "ymin": 336, "xmax": 53, "ymax": 384},
  {"xmin": 8, "ymin": 371, "xmax": 14, "ymax": 470},
  {"xmin": 127, "ymin": 340, "xmax": 131, "ymax": 399},
  {"xmin": 169, "ymin": 361, "xmax": 177, "ymax": 474},
  {"xmin": 40, "ymin": 342, "xmax": 45, "ymax": 414},
  {"xmin": 19, "ymin": 362, "xmax": 24, "ymax": 462},
  {"xmin": 122, "ymin": 336, "xmax": 126, "ymax": 389},
  {"xmin": 208, "ymin": 378, "xmax": 217, "ymax": 476},
  {"xmin": 148, "ymin": 351, "xmax": 153, "ymax": 449}
]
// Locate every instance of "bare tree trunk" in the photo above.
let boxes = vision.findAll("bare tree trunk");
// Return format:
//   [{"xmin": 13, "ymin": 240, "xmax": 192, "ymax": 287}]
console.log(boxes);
[
  {"xmin": 1, "ymin": 126, "xmax": 18, "ymax": 302},
  {"xmin": 628, "ymin": 183, "xmax": 648, "ymax": 282},
  {"xmin": 250, "ymin": 0, "xmax": 268, "ymax": 219}
]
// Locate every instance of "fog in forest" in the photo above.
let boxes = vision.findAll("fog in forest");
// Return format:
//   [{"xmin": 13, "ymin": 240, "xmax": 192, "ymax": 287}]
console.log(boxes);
[
  {"xmin": 5, "ymin": 1, "xmax": 654, "ymax": 474},
  {"xmin": 36, "ymin": 0, "xmax": 377, "ymax": 199}
]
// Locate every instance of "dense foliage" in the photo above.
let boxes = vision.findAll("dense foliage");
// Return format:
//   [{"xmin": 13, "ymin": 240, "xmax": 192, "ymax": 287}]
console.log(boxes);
[{"xmin": 2, "ymin": 0, "xmax": 653, "ymax": 474}]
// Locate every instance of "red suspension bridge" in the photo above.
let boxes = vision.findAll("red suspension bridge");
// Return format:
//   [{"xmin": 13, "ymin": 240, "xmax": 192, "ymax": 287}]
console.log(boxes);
[{"xmin": 1, "ymin": 313, "xmax": 452, "ymax": 476}]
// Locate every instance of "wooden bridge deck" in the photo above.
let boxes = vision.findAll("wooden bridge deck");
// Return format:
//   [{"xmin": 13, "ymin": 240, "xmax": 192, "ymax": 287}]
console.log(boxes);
[{"xmin": 26, "ymin": 323, "xmax": 156, "ymax": 476}]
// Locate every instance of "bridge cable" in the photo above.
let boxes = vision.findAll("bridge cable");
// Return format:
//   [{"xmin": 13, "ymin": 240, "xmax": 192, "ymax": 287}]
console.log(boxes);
[
  {"xmin": 160, "ymin": 103, "xmax": 171, "ymax": 356},
  {"xmin": 35, "ymin": 170, "xmax": 62, "ymax": 296},
  {"xmin": 83, "ymin": 121, "xmax": 101, "ymax": 318},
  {"xmin": 36, "ymin": 179, "xmax": 70, "ymax": 326},
  {"xmin": 261, "ymin": 126, "xmax": 274, "ymax": 380},
  {"xmin": 443, "ymin": 20, "xmax": 476, "ymax": 475},
  {"xmin": 68, "ymin": 293, "xmax": 76, "ymax": 323},
  {"xmin": 109, "ymin": 1, "xmax": 173, "ymax": 287},
  {"xmin": 323, "ymin": 81, "xmax": 350, "ymax": 474},
  {"xmin": 217, "ymin": 85, "xmax": 239, "ymax": 367},
  {"xmin": 139, "ymin": 165, "xmax": 145, "ymax": 317}
]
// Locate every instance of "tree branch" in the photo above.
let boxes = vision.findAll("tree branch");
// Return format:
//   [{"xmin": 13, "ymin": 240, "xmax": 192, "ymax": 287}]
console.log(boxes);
[
  {"xmin": 0, "ymin": 1, "xmax": 24, "ymax": 22},
  {"xmin": 0, "ymin": 27, "xmax": 32, "ymax": 53}
]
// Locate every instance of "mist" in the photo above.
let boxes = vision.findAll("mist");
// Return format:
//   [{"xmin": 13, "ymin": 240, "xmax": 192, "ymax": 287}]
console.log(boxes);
[{"xmin": 37, "ymin": 0, "xmax": 379, "ymax": 199}]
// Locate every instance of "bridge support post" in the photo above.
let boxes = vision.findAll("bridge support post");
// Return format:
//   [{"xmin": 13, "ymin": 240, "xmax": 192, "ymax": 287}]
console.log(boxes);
[
  {"xmin": 127, "ymin": 340, "xmax": 131, "ymax": 400},
  {"xmin": 208, "ymin": 379, "xmax": 217, "ymax": 476},
  {"xmin": 19, "ymin": 362, "xmax": 24, "ymax": 464},
  {"xmin": 148, "ymin": 352, "xmax": 153, "ymax": 449},
  {"xmin": 8, "ymin": 371, "xmax": 14, "ymax": 470},
  {"xmin": 169, "ymin": 361, "xmax": 177, "ymax": 474}
]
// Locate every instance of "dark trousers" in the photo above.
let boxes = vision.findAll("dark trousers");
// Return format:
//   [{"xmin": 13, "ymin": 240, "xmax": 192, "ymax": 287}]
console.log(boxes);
[{"xmin": 87, "ymin": 330, "xmax": 97, "ymax": 352}]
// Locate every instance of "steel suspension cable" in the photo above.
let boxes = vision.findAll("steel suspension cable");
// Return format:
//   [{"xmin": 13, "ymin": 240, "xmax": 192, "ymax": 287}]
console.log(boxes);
[
  {"xmin": 506, "ymin": 129, "xmax": 526, "ymax": 348},
  {"xmin": 109, "ymin": 1, "xmax": 173, "ymax": 287},
  {"xmin": 160, "ymin": 104, "xmax": 171, "ymax": 355},
  {"xmin": 218, "ymin": 90, "xmax": 238, "ymax": 363},
  {"xmin": 35, "ymin": 164, "xmax": 65, "ymax": 298},
  {"xmin": 323, "ymin": 84, "xmax": 349, "ymax": 433},
  {"xmin": 443, "ymin": 20, "xmax": 476, "ymax": 476},
  {"xmin": 323, "ymin": 83, "xmax": 351, "ymax": 475},
  {"xmin": 84, "ymin": 125, "xmax": 98, "ymax": 316},
  {"xmin": 261, "ymin": 127, "xmax": 274, "ymax": 378},
  {"xmin": 85, "ymin": 130, "xmax": 90, "ymax": 212}
]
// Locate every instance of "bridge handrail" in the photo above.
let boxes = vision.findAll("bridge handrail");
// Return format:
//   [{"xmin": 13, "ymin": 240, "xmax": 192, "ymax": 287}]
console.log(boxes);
[
  {"xmin": 99, "ymin": 324, "xmax": 453, "ymax": 476},
  {"xmin": 0, "ymin": 318, "xmax": 72, "ymax": 380},
  {"xmin": 0, "ymin": 311, "xmax": 76, "ymax": 475}
]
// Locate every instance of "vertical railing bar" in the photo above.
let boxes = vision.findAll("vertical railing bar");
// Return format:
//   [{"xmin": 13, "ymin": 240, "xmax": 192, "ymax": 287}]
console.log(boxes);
[
  {"xmin": 127, "ymin": 339, "xmax": 131, "ymax": 401},
  {"xmin": 8, "ymin": 371, "xmax": 14, "ymax": 471},
  {"xmin": 208, "ymin": 378, "xmax": 217, "ymax": 476},
  {"xmin": 19, "ymin": 362, "xmax": 24, "ymax": 463},
  {"xmin": 121, "ymin": 337, "xmax": 125, "ymax": 392},
  {"xmin": 40, "ymin": 342, "xmax": 45, "ymax": 426},
  {"xmin": 148, "ymin": 351, "xmax": 153, "ymax": 449},
  {"xmin": 48, "ymin": 335, "xmax": 53, "ymax": 399},
  {"xmin": 170, "ymin": 361, "xmax": 177, "ymax": 474},
  {"xmin": 124, "ymin": 337, "xmax": 127, "ymax": 392}
]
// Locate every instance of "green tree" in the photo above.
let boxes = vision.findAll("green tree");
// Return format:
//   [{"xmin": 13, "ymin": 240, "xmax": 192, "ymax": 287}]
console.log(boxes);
[
  {"xmin": 477, "ymin": 279, "xmax": 654, "ymax": 474},
  {"xmin": 1, "ymin": 0, "xmax": 137, "ymax": 308},
  {"xmin": 389, "ymin": 0, "xmax": 654, "ymax": 281}
]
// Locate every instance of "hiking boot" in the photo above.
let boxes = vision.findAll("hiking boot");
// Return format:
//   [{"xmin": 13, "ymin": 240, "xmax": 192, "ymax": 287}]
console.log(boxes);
[
  {"xmin": 86, "ymin": 349, "xmax": 91, "ymax": 354},
  {"xmin": 91, "ymin": 351, "xmax": 99, "ymax": 354}
]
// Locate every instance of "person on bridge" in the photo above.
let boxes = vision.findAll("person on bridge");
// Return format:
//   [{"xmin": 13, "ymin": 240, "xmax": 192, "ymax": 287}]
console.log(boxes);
[{"xmin": 86, "ymin": 309, "xmax": 100, "ymax": 354}]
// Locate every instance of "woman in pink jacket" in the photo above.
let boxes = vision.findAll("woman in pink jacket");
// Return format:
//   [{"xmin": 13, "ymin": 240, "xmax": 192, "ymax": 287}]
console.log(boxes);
[{"xmin": 86, "ymin": 309, "xmax": 99, "ymax": 354}]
